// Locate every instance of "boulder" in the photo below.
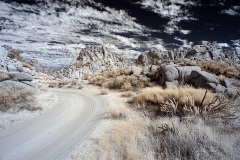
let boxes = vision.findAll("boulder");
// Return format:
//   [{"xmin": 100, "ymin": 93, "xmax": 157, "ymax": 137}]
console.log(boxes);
[
  {"xmin": 190, "ymin": 70, "xmax": 219, "ymax": 84},
  {"xmin": 0, "ymin": 80, "xmax": 34, "ymax": 89},
  {"xmin": 8, "ymin": 72, "xmax": 33, "ymax": 81},
  {"xmin": 7, "ymin": 64, "xmax": 17, "ymax": 72},
  {"xmin": 190, "ymin": 70, "xmax": 219, "ymax": 89},
  {"xmin": 124, "ymin": 66, "xmax": 142, "ymax": 76},
  {"xmin": 176, "ymin": 66, "xmax": 201, "ymax": 83},
  {"xmin": 157, "ymin": 64, "xmax": 179, "ymax": 86}
]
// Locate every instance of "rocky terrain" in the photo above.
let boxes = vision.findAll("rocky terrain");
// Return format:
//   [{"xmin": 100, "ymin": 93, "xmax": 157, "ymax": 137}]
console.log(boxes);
[{"xmin": 0, "ymin": 46, "xmax": 37, "ymax": 88}]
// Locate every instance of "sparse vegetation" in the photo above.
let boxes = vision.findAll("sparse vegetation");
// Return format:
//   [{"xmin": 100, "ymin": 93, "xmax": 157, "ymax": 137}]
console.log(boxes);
[
  {"xmin": 130, "ymin": 86, "xmax": 237, "ymax": 118},
  {"xmin": 90, "ymin": 69, "xmax": 154, "ymax": 91},
  {"xmin": 121, "ymin": 91, "xmax": 135, "ymax": 98},
  {"xmin": 0, "ymin": 84, "xmax": 38, "ymax": 112},
  {"xmin": 105, "ymin": 105, "xmax": 129, "ymax": 120},
  {"xmin": 7, "ymin": 49, "xmax": 21, "ymax": 60},
  {"xmin": 100, "ymin": 88, "xmax": 109, "ymax": 95}
]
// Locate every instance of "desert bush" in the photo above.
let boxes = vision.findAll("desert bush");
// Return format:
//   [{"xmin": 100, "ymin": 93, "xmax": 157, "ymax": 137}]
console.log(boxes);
[
  {"xmin": 58, "ymin": 80, "xmax": 69, "ymax": 88},
  {"xmin": 121, "ymin": 92, "xmax": 135, "ymax": 98},
  {"xmin": 100, "ymin": 88, "xmax": 109, "ymax": 95},
  {"xmin": 90, "ymin": 70, "xmax": 154, "ymax": 91},
  {"xmin": 130, "ymin": 86, "xmax": 236, "ymax": 118},
  {"xmin": 23, "ymin": 62, "xmax": 34, "ymax": 70},
  {"xmin": 148, "ymin": 117, "xmax": 237, "ymax": 160},
  {"xmin": 7, "ymin": 49, "xmax": 21, "ymax": 60},
  {"xmin": 105, "ymin": 105, "xmax": 129, "ymax": 120},
  {"xmin": 0, "ymin": 84, "xmax": 37, "ymax": 112},
  {"xmin": 71, "ymin": 80, "xmax": 84, "ymax": 89},
  {"xmin": 90, "ymin": 76, "xmax": 105, "ymax": 86}
]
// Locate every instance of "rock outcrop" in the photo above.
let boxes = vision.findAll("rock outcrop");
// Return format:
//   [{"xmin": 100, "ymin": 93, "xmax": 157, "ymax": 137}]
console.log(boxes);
[
  {"xmin": 0, "ymin": 46, "xmax": 36, "ymax": 88},
  {"xmin": 137, "ymin": 42, "xmax": 239, "ymax": 65},
  {"xmin": 155, "ymin": 63, "xmax": 227, "ymax": 92},
  {"xmin": 57, "ymin": 46, "xmax": 131, "ymax": 80}
]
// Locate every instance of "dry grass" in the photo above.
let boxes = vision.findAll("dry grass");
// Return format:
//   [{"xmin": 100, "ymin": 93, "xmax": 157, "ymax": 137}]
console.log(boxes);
[
  {"xmin": 121, "ymin": 92, "xmax": 135, "ymax": 98},
  {"xmin": 77, "ymin": 100, "xmax": 240, "ymax": 160},
  {"xmin": 23, "ymin": 62, "xmax": 34, "ymax": 70},
  {"xmin": 105, "ymin": 104, "xmax": 130, "ymax": 120},
  {"xmin": 179, "ymin": 59, "xmax": 239, "ymax": 78},
  {"xmin": 130, "ymin": 86, "xmax": 231, "ymax": 117},
  {"xmin": 0, "ymin": 84, "xmax": 38, "ymax": 112},
  {"xmin": 100, "ymin": 88, "xmax": 109, "ymax": 95},
  {"xmin": 93, "ymin": 120, "xmax": 142, "ymax": 160},
  {"xmin": 71, "ymin": 80, "xmax": 84, "ymax": 89},
  {"xmin": 90, "ymin": 69, "xmax": 154, "ymax": 91},
  {"xmin": 7, "ymin": 49, "xmax": 21, "ymax": 60}
]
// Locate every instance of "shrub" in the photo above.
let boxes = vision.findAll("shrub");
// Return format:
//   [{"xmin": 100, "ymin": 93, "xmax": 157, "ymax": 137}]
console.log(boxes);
[
  {"xmin": 71, "ymin": 80, "xmax": 84, "ymax": 89},
  {"xmin": 100, "ymin": 88, "xmax": 109, "ymax": 95},
  {"xmin": 0, "ymin": 84, "xmax": 37, "ymax": 112},
  {"xmin": 105, "ymin": 105, "xmax": 129, "ymax": 119},
  {"xmin": 130, "ymin": 86, "xmax": 236, "ymax": 118},
  {"xmin": 90, "ymin": 69, "xmax": 154, "ymax": 91},
  {"xmin": 121, "ymin": 92, "xmax": 135, "ymax": 98},
  {"xmin": 7, "ymin": 49, "xmax": 21, "ymax": 60}
]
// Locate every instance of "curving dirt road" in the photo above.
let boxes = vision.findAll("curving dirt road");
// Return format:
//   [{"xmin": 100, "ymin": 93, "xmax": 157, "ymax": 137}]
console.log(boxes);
[{"xmin": 0, "ymin": 88, "xmax": 108, "ymax": 160}]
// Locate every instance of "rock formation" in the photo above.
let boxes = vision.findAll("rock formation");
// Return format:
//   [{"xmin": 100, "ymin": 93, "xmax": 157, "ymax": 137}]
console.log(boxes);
[{"xmin": 0, "ymin": 46, "xmax": 36, "ymax": 88}]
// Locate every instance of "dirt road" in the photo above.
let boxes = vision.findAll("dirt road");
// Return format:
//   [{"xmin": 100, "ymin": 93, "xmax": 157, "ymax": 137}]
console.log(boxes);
[{"xmin": 0, "ymin": 88, "xmax": 107, "ymax": 160}]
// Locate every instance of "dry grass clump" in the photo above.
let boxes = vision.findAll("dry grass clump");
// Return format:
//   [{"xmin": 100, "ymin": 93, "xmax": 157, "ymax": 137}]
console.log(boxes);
[
  {"xmin": 23, "ymin": 62, "xmax": 34, "ymax": 70},
  {"xmin": 7, "ymin": 49, "xmax": 21, "ymax": 60},
  {"xmin": 148, "ymin": 117, "xmax": 238, "ymax": 159},
  {"xmin": 179, "ymin": 59, "xmax": 239, "ymax": 78},
  {"xmin": 90, "ymin": 69, "xmax": 153, "ymax": 91},
  {"xmin": 100, "ymin": 88, "xmax": 109, "ymax": 95},
  {"xmin": 0, "ymin": 84, "xmax": 37, "ymax": 112},
  {"xmin": 71, "ymin": 80, "xmax": 84, "ymax": 89},
  {"xmin": 105, "ymin": 105, "xmax": 130, "ymax": 120},
  {"xmin": 58, "ymin": 80, "xmax": 69, "ymax": 88},
  {"xmin": 130, "ymin": 86, "xmax": 235, "ymax": 117},
  {"xmin": 93, "ymin": 121, "xmax": 142, "ymax": 160},
  {"xmin": 121, "ymin": 91, "xmax": 135, "ymax": 98}
]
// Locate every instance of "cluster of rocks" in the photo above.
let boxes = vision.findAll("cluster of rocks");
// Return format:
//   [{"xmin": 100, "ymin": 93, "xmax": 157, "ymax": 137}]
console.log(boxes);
[
  {"xmin": 137, "ymin": 42, "xmax": 240, "ymax": 65},
  {"xmin": 0, "ymin": 47, "xmax": 36, "ymax": 88},
  {"xmin": 55, "ymin": 46, "xmax": 132, "ymax": 80},
  {"xmin": 155, "ymin": 64, "xmax": 229, "ymax": 92}
]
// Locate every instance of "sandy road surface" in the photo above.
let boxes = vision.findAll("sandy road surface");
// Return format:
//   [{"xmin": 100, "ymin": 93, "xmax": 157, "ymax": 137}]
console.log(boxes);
[{"xmin": 0, "ymin": 88, "xmax": 108, "ymax": 160}]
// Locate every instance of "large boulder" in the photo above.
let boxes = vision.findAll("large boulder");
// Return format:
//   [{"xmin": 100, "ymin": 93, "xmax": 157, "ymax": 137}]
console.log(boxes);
[
  {"xmin": 190, "ymin": 70, "xmax": 219, "ymax": 89},
  {"xmin": 124, "ymin": 66, "xmax": 142, "ymax": 76},
  {"xmin": 176, "ymin": 66, "xmax": 201, "ymax": 83},
  {"xmin": 157, "ymin": 64, "xmax": 179, "ymax": 86},
  {"xmin": 8, "ymin": 72, "xmax": 33, "ymax": 81}
]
